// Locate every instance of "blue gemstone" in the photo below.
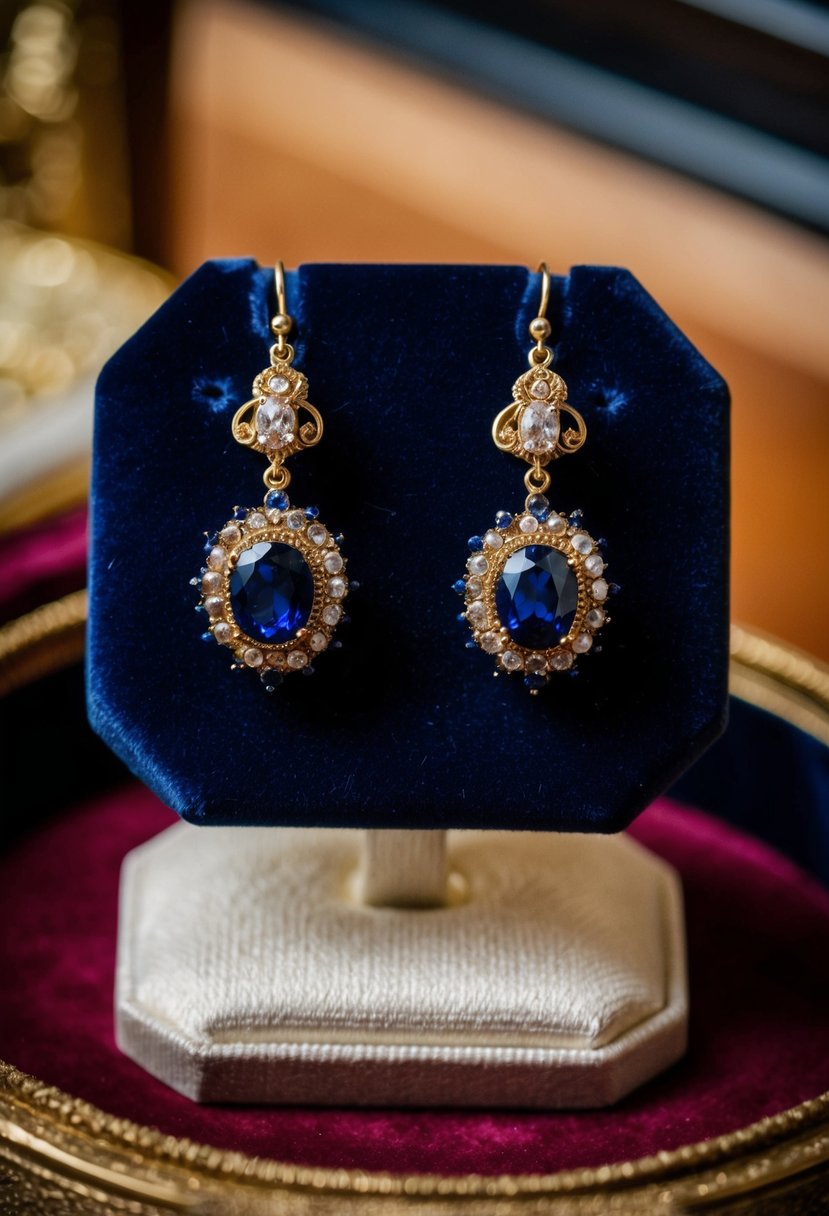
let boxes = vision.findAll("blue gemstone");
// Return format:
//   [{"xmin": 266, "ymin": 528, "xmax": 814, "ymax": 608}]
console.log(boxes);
[
  {"xmin": 527, "ymin": 493, "xmax": 550, "ymax": 520},
  {"xmin": 305, "ymin": 505, "xmax": 320, "ymax": 519},
  {"xmin": 568, "ymin": 510, "xmax": 583, "ymax": 526},
  {"xmin": 230, "ymin": 542, "xmax": 314, "ymax": 643},
  {"xmin": 233, "ymin": 506, "xmax": 247, "ymax": 521},
  {"xmin": 452, "ymin": 579, "xmax": 466, "ymax": 595},
  {"xmin": 265, "ymin": 490, "xmax": 290, "ymax": 511},
  {"xmin": 495, "ymin": 512, "xmax": 512, "ymax": 529},
  {"xmin": 468, "ymin": 535, "xmax": 484, "ymax": 552},
  {"xmin": 495, "ymin": 545, "xmax": 579, "ymax": 649},
  {"xmin": 524, "ymin": 674, "xmax": 547, "ymax": 690}
]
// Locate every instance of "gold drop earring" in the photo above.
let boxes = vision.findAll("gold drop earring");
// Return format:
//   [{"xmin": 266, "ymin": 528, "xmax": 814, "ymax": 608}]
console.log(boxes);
[
  {"xmin": 456, "ymin": 263, "xmax": 614, "ymax": 692},
  {"xmin": 193, "ymin": 262, "xmax": 349, "ymax": 690}
]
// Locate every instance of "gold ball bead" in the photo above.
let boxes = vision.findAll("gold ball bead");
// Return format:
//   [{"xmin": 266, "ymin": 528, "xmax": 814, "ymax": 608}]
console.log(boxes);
[
  {"xmin": 529, "ymin": 317, "xmax": 551, "ymax": 340},
  {"xmin": 271, "ymin": 313, "xmax": 293, "ymax": 335}
]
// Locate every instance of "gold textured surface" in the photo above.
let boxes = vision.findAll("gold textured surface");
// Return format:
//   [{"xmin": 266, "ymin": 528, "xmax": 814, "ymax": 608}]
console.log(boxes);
[{"xmin": 0, "ymin": 619, "xmax": 827, "ymax": 1210}]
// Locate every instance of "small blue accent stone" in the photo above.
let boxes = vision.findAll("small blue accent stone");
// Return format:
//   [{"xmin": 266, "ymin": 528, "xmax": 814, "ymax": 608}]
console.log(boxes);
[
  {"xmin": 465, "ymin": 640, "xmax": 477, "ymax": 649},
  {"xmin": 452, "ymin": 579, "xmax": 466, "ymax": 595},
  {"xmin": 468, "ymin": 535, "xmax": 484, "ymax": 551},
  {"xmin": 456, "ymin": 612, "xmax": 466, "ymax": 622},
  {"xmin": 265, "ymin": 490, "xmax": 290, "ymax": 511},
  {"xmin": 495, "ymin": 512, "xmax": 511, "ymax": 529},
  {"xmin": 524, "ymin": 674, "xmax": 547, "ymax": 690},
  {"xmin": 305, "ymin": 505, "xmax": 320, "ymax": 519},
  {"xmin": 260, "ymin": 668, "xmax": 283, "ymax": 691},
  {"xmin": 230, "ymin": 541, "xmax": 314, "ymax": 643},
  {"xmin": 527, "ymin": 493, "xmax": 550, "ymax": 520},
  {"xmin": 233, "ymin": 506, "xmax": 246, "ymax": 521},
  {"xmin": 568, "ymin": 510, "xmax": 583, "ymax": 526},
  {"xmin": 200, "ymin": 631, "xmax": 213, "ymax": 643},
  {"xmin": 495, "ymin": 545, "xmax": 579, "ymax": 649}
]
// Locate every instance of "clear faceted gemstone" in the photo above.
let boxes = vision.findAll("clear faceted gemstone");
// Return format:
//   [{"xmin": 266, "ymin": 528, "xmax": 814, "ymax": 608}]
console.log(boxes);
[
  {"xmin": 466, "ymin": 600, "xmax": 487, "ymax": 626},
  {"xmin": 571, "ymin": 532, "xmax": 593, "ymax": 555},
  {"xmin": 530, "ymin": 379, "xmax": 551, "ymax": 399},
  {"xmin": 480, "ymin": 630, "xmax": 504, "ymax": 654},
  {"xmin": 467, "ymin": 554, "xmax": 489, "ymax": 575},
  {"xmin": 592, "ymin": 578, "xmax": 609, "ymax": 601},
  {"xmin": 519, "ymin": 515, "xmax": 539, "ymax": 533},
  {"xmin": 268, "ymin": 374, "xmax": 291, "ymax": 395},
  {"xmin": 572, "ymin": 632, "xmax": 593, "ymax": 653},
  {"xmin": 219, "ymin": 523, "xmax": 241, "ymax": 546},
  {"xmin": 246, "ymin": 511, "xmax": 267, "ymax": 531},
  {"xmin": 324, "ymin": 551, "xmax": 344, "ymax": 573},
  {"xmin": 328, "ymin": 576, "xmax": 347, "ymax": 598},
  {"xmin": 286, "ymin": 510, "xmax": 305, "ymax": 531},
  {"xmin": 202, "ymin": 570, "xmax": 222, "ymax": 594},
  {"xmin": 586, "ymin": 607, "xmax": 606, "ymax": 629},
  {"xmin": 308, "ymin": 524, "xmax": 327, "ymax": 545},
  {"xmin": 495, "ymin": 545, "xmax": 579, "ymax": 649},
  {"xmin": 466, "ymin": 576, "xmax": 483, "ymax": 599},
  {"xmin": 204, "ymin": 595, "xmax": 224, "ymax": 619},
  {"xmin": 585, "ymin": 553, "xmax": 605, "ymax": 576},
  {"xmin": 547, "ymin": 514, "xmax": 567, "ymax": 534},
  {"xmin": 322, "ymin": 604, "xmax": 342, "ymax": 626},
  {"xmin": 309, "ymin": 631, "xmax": 328, "ymax": 651},
  {"xmin": 255, "ymin": 397, "xmax": 297, "ymax": 450},
  {"xmin": 483, "ymin": 529, "xmax": 503, "ymax": 549},
  {"xmin": 520, "ymin": 400, "xmax": 559, "ymax": 453},
  {"xmin": 213, "ymin": 620, "xmax": 233, "ymax": 644},
  {"xmin": 550, "ymin": 650, "xmax": 574, "ymax": 671},
  {"xmin": 287, "ymin": 650, "xmax": 308, "ymax": 669},
  {"xmin": 501, "ymin": 650, "xmax": 523, "ymax": 671},
  {"xmin": 267, "ymin": 509, "xmax": 283, "ymax": 524},
  {"xmin": 244, "ymin": 647, "xmax": 264, "ymax": 667},
  {"xmin": 207, "ymin": 545, "xmax": 227, "ymax": 571},
  {"xmin": 525, "ymin": 654, "xmax": 547, "ymax": 675}
]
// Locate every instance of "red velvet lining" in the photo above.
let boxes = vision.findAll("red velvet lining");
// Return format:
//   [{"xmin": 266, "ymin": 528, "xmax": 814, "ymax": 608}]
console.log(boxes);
[
  {"xmin": 1, "ymin": 789, "xmax": 827, "ymax": 1176},
  {"xmin": 0, "ymin": 506, "xmax": 87, "ymax": 623}
]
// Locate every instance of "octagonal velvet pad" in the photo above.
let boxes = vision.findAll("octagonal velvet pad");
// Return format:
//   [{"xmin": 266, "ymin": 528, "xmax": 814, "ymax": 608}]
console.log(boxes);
[{"xmin": 87, "ymin": 262, "xmax": 729, "ymax": 830}]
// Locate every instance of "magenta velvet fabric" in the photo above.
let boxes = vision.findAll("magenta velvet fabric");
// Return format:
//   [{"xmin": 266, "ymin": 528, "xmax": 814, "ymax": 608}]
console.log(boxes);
[
  {"xmin": 0, "ymin": 506, "xmax": 87, "ymax": 623},
  {"xmin": 1, "ymin": 787, "xmax": 827, "ymax": 1175}
]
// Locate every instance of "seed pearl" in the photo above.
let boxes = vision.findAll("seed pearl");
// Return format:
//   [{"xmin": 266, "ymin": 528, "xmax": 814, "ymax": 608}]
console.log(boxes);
[
  {"xmin": 324, "ymin": 552, "xmax": 344, "ymax": 574},
  {"xmin": 244, "ymin": 648, "xmax": 263, "ymax": 667},
  {"xmin": 207, "ymin": 546, "xmax": 227, "ymax": 571}
]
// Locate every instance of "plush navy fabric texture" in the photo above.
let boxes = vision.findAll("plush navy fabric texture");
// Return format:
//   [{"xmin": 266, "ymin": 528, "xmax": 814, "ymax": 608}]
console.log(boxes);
[{"xmin": 87, "ymin": 261, "xmax": 729, "ymax": 830}]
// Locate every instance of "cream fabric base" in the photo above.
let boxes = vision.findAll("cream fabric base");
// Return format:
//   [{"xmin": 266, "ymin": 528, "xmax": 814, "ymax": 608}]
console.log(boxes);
[{"xmin": 116, "ymin": 825, "xmax": 687, "ymax": 1107}]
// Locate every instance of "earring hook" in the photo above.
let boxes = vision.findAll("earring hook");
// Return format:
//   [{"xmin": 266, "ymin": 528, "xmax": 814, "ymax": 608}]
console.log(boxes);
[
  {"xmin": 270, "ymin": 260, "xmax": 293, "ymax": 360},
  {"xmin": 528, "ymin": 261, "xmax": 553, "ymax": 365},
  {"xmin": 536, "ymin": 261, "xmax": 550, "ymax": 320}
]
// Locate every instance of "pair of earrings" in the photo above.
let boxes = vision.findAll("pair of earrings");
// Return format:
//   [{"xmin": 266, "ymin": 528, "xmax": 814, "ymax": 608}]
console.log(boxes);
[{"xmin": 194, "ymin": 263, "xmax": 613, "ymax": 694}]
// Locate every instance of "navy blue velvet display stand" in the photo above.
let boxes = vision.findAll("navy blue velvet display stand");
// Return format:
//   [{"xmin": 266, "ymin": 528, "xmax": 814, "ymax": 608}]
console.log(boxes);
[{"xmin": 87, "ymin": 262, "xmax": 729, "ymax": 832}]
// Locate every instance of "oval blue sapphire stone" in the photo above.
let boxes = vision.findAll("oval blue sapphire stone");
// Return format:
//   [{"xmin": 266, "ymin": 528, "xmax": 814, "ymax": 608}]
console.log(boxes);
[
  {"xmin": 495, "ymin": 545, "xmax": 579, "ymax": 649},
  {"xmin": 230, "ymin": 542, "xmax": 314, "ymax": 644}
]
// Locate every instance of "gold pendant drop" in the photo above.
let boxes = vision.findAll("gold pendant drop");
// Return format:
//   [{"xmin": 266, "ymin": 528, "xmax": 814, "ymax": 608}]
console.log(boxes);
[
  {"xmin": 193, "ymin": 263, "xmax": 349, "ymax": 689},
  {"xmin": 456, "ymin": 263, "xmax": 615, "ymax": 693}
]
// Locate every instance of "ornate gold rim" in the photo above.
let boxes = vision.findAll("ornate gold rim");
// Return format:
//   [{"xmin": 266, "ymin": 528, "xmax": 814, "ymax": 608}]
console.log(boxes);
[{"xmin": 0, "ymin": 605, "xmax": 828, "ymax": 1211}]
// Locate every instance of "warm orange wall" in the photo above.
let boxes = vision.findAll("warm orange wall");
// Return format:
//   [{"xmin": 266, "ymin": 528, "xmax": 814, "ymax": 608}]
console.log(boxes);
[{"xmin": 165, "ymin": 0, "xmax": 829, "ymax": 662}]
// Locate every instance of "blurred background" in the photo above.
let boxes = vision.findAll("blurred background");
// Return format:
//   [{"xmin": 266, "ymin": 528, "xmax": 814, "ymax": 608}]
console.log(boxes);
[{"xmin": 0, "ymin": 0, "xmax": 827, "ymax": 662}]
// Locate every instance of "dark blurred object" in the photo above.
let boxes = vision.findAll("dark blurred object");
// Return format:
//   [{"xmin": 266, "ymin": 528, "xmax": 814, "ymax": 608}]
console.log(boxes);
[{"xmin": 283, "ymin": 0, "xmax": 829, "ymax": 232}]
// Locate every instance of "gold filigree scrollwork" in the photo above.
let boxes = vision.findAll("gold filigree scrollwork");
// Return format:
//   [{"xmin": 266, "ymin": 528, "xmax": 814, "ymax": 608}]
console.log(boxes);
[
  {"xmin": 491, "ymin": 366, "xmax": 586, "ymax": 467},
  {"xmin": 231, "ymin": 363, "xmax": 324, "ymax": 463}
]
